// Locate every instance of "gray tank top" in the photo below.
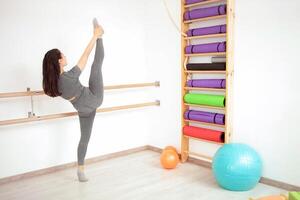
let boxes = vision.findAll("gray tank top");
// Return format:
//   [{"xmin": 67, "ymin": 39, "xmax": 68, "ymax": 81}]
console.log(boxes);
[{"xmin": 58, "ymin": 65, "xmax": 84, "ymax": 101}]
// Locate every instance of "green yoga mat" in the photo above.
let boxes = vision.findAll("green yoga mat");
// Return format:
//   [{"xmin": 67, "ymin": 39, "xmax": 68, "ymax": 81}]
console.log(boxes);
[
  {"xmin": 184, "ymin": 93, "xmax": 225, "ymax": 107},
  {"xmin": 289, "ymin": 192, "xmax": 300, "ymax": 200}
]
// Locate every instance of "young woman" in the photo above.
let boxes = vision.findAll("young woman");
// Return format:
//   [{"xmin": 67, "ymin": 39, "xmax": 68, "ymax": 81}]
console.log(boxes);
[{"xmin": 42, "ymin": 19, "xmax": 104, "ymax": 182}]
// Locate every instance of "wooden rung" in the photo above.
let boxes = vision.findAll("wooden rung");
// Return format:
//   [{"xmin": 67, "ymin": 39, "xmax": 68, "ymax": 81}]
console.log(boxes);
[
  {"xmin": 184, "ymin": 0, "xmax": 225, "ymax": 9},
  {"xmin": 0, "ymin": 81, "xmax": 160, "ymax": 99},
  {"xmin": 184, "ymin": 70, "xmax": 226, "ymax": 74},
  {"xmin": 184, "ymin": 103, "xmax": 225, "ymax": 110},
  {"xmin": 184, "ymin": 119, "xmax": 225, "ymax": 128},
  {"xmin": 184, "ymin": 33, "xmax": 226, "ymax": 40},
  {"xmin": 184, "ymin": 86, "xmax": 225, "ymax": 92},
  {"xmin": 0, "ymin": 101, "xmax": 160, "ymax": 126},
  {"xmin": 184, "ymin": 14, "xmax": 226, "ymax": 24},
  {"xmin": 185, "ymin": 52, "xmax": 226, "ymax": 57},
  {"xmin": 184, "ymin": 150, "xmax": 213, "ymax": 161},
  {"xmin": 184, "ymin": 135, "xmax": 224, "ymax": 145}
]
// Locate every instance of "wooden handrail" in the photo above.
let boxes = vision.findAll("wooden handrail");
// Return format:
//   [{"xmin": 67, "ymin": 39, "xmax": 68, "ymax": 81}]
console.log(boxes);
[
  {"xmin": 184, "ymin": 33, "xmax": 226, "ymax": 40},
  {"xmin": 184, "ymin": 0, "xmax": 225, "ymax": 9},
  {"xmin": 184, "ymin": 70, "xmax": 226, "ymax": 74},
  {"xmin": 184, "ymin": 103, "xmax": 225, "ymax": 110},
  {"xmin": 184, "ymin": 150, "xmax": 213, "ymax": 161},
  {"xmin": 184, "ymin": 14, "xmax": 226, "ymax": 24},
  {"xmin": 184, "ymin": 135, "xmax": 224, "ymax": 145},
  {"xmin": 0, "ymin": 101, "xmax": 160, "ymax": 126},
  {"xmin": 184, "ymin": 87, "xmax": 226, "ymax": 92},
  {"xmin": 184, "ymin": 119, "xmax": 225, "ymax": 128},
  {"xmin": 185, "ymin": 52, "xmax": 226, "ymax": 57},
  {"xmin": 0, "ymin": 81, "xmax": 160, "ymax": 99}
]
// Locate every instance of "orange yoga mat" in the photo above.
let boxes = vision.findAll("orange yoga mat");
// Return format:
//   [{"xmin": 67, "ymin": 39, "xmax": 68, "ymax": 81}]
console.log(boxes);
[{"xmin": 183, "ymin": 125, "xmax": 224, "ymax": 143}]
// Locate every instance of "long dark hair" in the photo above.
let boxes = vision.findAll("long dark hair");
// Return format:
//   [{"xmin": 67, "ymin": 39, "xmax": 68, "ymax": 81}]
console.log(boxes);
[{"xmin": 42, "ymin": 48, "xmax": 62, "ymax": 97}]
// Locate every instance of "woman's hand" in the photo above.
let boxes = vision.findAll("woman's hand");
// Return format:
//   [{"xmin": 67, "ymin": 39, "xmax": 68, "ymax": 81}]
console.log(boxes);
[{"xmin": 94, "ymin": 24, "xmax": 104, "ymax": 39}]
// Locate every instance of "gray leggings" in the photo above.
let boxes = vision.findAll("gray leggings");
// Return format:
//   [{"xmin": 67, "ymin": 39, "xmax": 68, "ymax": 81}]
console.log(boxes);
[{"xmin": 72, "ymin": 38, "xmax": 104, "ymax": 165}]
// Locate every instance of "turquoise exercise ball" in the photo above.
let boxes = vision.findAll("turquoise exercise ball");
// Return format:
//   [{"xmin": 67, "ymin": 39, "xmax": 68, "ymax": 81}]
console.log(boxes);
[{"xmin": 212, "ymin": 143, "xmax": 262, "ymax": 191}]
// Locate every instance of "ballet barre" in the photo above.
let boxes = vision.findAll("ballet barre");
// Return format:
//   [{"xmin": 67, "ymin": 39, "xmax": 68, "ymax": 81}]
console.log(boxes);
[
  {"xmin": 0, "ymin": 81, "xmax": 160, "ymax": 126},
  {"xmin": 0, "ymin": 81, "xmax": 160, "ymax": 99},
  {"xmin": 0, "ymin": 101, "xmax": 160, "ymax": 126}
]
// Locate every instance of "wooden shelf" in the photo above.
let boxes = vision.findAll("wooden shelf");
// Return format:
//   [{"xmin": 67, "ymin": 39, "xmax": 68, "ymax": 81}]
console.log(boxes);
[
  {"xmin": 184, "ymin": 0, "xmax": 225, "ymax": 9},
  {"xmin": 184, "ymin": 70, "xmax": 226, "ymax": 74},
  {"xmin": 184, "ymin": 103, "xmax": 225, "ymax": 110},
  {"xmin": 185, "ymin": 52, "xmax": 226, "ymax": 57},
  {"xmin": 180, "ymin": 0, "xmax": 234, "ymax": 163},
  {"xmin": 185, "ymin": 33, "xmax": 226, "ymax": 40},
  {"xmin": 184, "ymin": 119, "xmax": 225, "ymax": 128},
  {"xmin": 183, "ymin": 135, "xmax": 224, "ymax": 145},
  {"xmin": 184, "ymin": 86, "xmax": 225, "ymax": 92},
  {"xmin": 184, "ymin": 14, "xmax": 226, "ymax": 24}
]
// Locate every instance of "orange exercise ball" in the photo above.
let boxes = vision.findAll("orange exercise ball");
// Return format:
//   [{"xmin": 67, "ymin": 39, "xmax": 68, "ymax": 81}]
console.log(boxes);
[
  {"xmin": 160, "ymin": 149, "xmax": 179, "ymax": 169},
  {"xmin": 163, "ymin": 146, "xmax": 178, "ymax": 154}
]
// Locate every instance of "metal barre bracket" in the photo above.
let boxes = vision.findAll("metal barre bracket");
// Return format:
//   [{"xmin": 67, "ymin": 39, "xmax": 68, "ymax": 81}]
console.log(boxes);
[
  {"xmin": 27, "ymin": 87, "xmax": 36, "ymax": 118},
  {"xmin": 155, "ymin": 100, "xmax": 160, "ymax": 105}
]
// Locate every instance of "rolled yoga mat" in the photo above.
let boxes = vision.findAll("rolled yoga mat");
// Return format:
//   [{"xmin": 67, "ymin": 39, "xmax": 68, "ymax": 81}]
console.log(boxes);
[
  {"xmin": 184, "ymin": 110, "xmax": 225, "ymax": 125},
  {"xmin": 187, "ymin": 79, "xmax": 226, "ymax": 88},
  {"xmin": 186, "ymin": 62, "xmax": 226, "ymax": 70},
  {"xmin": 211, "ymin": 57, "xmax": 226, "ymax": 63},
  {"xmin": 183, "ymin": 125, "xmax": 225, "ymax": 143},
  {"xmin": 185, "ymin": 0, "xmax": 205, "ymax": 5},
  {"xmin": 184, "ymin": 93, "xmax": 225, "ymax": 107},
  {"xmin": 187, "ymin": 24, "xmax": 226, "ymax": 37},
  {"xmin": 184, "ymin": 4, "xmax": 226, "ymax": 21},
  {"xmin": 185, "ymin": 42, "xmax": 226, "ymax": 54}
]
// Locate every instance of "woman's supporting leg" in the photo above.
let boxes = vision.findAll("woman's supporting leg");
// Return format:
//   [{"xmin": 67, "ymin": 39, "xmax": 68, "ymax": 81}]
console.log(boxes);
[
  {"xmin": 89, "ymin": 38, "xmax": 104, "ymax": 105},
  {"xmin": 78, "ymin": 109, "xmax": 96, "ymax": 165},
  {"xmin": 77, "ymin": 109, "xmax": 97, "ymax": 182}
]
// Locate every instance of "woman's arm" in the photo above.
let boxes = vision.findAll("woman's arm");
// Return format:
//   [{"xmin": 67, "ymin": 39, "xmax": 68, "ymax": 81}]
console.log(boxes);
[
  {"xmin": 76, "ymin": 36, "xmax": 98, "ymax": 71},
  {"xmin": 77, "ymin": 24, "xmax": 104, "ymax": 71}
]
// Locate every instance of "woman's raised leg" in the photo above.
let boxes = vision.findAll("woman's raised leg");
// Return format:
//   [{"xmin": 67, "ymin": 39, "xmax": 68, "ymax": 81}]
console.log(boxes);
[{"xmin": 88, "ymin": 38, "xmax": 104, "ymax": 105}]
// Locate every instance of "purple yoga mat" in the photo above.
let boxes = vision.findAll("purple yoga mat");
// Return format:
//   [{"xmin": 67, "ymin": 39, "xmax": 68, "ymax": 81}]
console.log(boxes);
[
  {"xmin": 184, "ymin": 110, "xmax": 225, "ymax": 125},
  {"xmin": 185, "ymin": 42, "xmax": 226, "ymax": 54},
  {"xmin": 187, "ymin": 79, "xmax": 226, "ymax": 88},
  {"xmin": 184, "ymin": 5, "xmax": 226, "ymax": 20},
  {"xmin": 187, "ymin": 24, "xmax": 226, "ymax": 37},
  {"xmin": 185, "ymin": 0, "xmax": 205, "ymax": 5}
]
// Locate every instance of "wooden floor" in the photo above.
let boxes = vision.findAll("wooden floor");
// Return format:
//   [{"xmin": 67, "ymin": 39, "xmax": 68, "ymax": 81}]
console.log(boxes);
[{"xmin": 0, "ymin": 150, "xmax": 287, "ymax": 200}]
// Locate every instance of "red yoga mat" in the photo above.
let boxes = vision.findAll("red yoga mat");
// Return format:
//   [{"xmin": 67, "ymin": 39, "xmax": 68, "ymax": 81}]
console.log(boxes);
[{"xmin": 183, "ymin": 125, "xmax": 224, "ymax": 143}]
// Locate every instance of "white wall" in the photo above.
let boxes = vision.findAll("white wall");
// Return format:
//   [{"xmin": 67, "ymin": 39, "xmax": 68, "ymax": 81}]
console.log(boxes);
[
  {"xmin": 0, "ymin": 0, "xmax": 299, "ymax": 187},
  {"xmin": 0, "ymin": 0, "xmax": 160, "ymax": 178},
  {"xmin": 233, "ymin": 0, "xmax": 300, "ymax": 187},
  {"xmin": 145, "ymin": 0, "xmax": 300, "ymax": 186}
]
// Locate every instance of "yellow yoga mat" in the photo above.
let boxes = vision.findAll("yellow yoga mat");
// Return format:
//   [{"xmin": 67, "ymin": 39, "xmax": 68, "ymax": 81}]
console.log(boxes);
[{"xmin": 184, "ymin": 93, "xmax": 225, "ymax": 107}]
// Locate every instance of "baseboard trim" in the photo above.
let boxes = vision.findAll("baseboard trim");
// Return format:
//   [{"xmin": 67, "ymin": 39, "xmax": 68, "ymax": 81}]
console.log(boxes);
[
  {"xmin": 260, "ymin": 177, "xmax": 300, "ymax": 191},
  {"xmin": 1, "ymin": 145, "xmax": 299, "ymax": 191},
  {"xmin": 0, "ymin": 145, "xmax": 148, "ymax": 185}
]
